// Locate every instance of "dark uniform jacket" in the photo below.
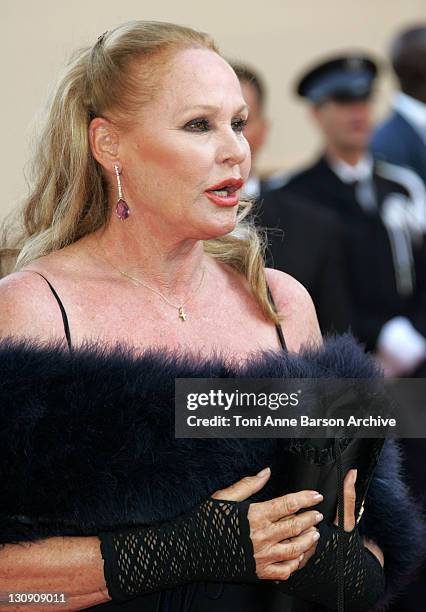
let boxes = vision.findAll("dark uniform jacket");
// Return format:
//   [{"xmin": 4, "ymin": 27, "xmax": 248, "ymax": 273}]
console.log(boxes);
[
  {"xmin": 277, "ymin": 155, "xmax": 426, "ymax": 352},
  {"xmin": 255, "ymin": 191, "xmax": 351, "ymax": 336}
]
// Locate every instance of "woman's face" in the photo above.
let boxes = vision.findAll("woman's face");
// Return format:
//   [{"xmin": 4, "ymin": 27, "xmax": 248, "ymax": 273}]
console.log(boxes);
[{"xmin": 118, "ymin": 48, "xmax": 251, "ymax": 240}]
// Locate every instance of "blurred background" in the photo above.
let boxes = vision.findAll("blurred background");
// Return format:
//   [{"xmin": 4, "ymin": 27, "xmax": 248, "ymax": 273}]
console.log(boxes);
[{"xmin": 1, "ymin": 0, "xmax": 425, "ymax": 218}]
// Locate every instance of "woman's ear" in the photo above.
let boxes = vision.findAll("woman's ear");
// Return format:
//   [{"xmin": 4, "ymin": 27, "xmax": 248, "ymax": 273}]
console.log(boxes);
[{"xmin": 89, "ymin": 117, "xmax": 120, "ymax": 171}]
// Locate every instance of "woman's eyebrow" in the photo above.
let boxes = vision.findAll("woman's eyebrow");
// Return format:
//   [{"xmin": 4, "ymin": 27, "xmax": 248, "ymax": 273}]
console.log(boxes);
[{"xmin": 179, "ymin": 103, "xmax": 249, "ymax": 115}]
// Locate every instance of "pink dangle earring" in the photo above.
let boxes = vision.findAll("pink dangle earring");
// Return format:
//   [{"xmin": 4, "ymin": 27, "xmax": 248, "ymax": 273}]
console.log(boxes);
[{"xmin": 114, "ymin": 164, "xmax": 130, "ymax": 220}]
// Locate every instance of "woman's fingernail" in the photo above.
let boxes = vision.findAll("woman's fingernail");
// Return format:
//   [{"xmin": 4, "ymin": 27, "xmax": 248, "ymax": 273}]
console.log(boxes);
[
  {"xmin": 299, "ymin": 553, "xmax": 304, "ymax": 561},
  {"xmin": 315, "ymin": 512, "xmax": 323, "ymax": 523},
  {"xmin": 350, "ymin": 469, "xmax": 358, "ymax": 484},
  {"xmin": 256, "ymin": 467, "xmax": 271, "ymax": 478},
  {"xmin": 312, "ymin": 531, "xmax": 320, "ymax": 542},
  {"xmin": 313, "ymin": 492, "xmax": 323, "ymax": 501}
]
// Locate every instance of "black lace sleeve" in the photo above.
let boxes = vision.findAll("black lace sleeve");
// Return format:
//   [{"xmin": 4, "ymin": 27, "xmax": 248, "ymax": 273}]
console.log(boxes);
[
  {"xmin": 99, "ymin": 495, "xmax": 385, "ymax": 610},
  {"xmin": 275, "ymin": 522, "xmax": 386, "ymax": 612},
  {"xmin": 99, "ymin": 498, "xmax": 259, "ymax": 602}
]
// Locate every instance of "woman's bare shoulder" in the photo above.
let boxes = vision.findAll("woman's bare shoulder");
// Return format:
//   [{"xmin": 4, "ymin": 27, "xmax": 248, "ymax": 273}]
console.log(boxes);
[
  {"xmin": 265, "ymin": 268, "xmax": 323, "ymax": 351},
  {"xmin": 0, "ymin": 267, "xmax": 65, "ymax": 341}
]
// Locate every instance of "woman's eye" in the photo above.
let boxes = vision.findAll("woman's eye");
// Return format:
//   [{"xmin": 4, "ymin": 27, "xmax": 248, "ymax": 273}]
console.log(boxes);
[
  {"xmin": 232, "ymin": 118, "xmax": 248, "ymax": 133},
  {"xmin": 184, "ymin": 119, "xmax": 210, "ymax": 132},
  {"xmin": 183, "ymin": 117, "xmax": 248, "ymax": 133}
]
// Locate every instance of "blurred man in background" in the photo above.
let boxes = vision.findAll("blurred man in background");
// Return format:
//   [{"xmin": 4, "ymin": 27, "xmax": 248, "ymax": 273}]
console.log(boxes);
[
  {"xmin": 371, "ymin": 25, "xmax": 426, "ymax": 186},
  {"xmin": 233, "ymin": 62, "xmax": 351, "ymax": 335},
  {"xmin": 231, "ymin": 64, "xmax": 285, "ymax": 199},
  {"xmin": 273, "ymin": 54, "xmax": 426, "ymax": 378},
  {"xmin": 273, "ymin": 56, "xmax": 426, "ymax": 610}
]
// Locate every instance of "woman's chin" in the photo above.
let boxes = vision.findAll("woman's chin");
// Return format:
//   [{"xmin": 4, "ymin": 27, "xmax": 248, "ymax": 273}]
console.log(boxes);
[
  {"xmin": 203, "ymin": 215, "xmax": 238, "ymax": 239},
  {"xmin": 184, "ymin": 208, "xmax": 239, "ymax": 240}
]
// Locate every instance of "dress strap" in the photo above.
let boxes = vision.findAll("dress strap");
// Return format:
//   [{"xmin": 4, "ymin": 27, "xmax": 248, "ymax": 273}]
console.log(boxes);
[
  {"xmin": 25, "ymin": 270, "xmax": 72, "ymax": 352},
  {"xmin": 266, "ymin": 283, "xmax": 287, "ymax": 351}
]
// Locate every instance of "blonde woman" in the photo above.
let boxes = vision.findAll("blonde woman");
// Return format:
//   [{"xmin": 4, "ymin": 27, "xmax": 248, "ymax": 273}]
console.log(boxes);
[{"xmin": 0, "ymin": 21, "xmax": 422, "ymax": 612}]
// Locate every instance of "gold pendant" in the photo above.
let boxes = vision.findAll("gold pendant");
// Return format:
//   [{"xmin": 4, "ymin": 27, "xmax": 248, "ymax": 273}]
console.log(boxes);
[{"xmin": 178, "ymin": 306, "xmax": 187, "ymax": 321}]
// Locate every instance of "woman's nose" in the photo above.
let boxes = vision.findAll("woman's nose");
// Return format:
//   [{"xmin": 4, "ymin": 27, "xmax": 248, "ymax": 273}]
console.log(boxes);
[{"xmin": 216, "ymin": 128, "xmax": 249, "ymax": 166}]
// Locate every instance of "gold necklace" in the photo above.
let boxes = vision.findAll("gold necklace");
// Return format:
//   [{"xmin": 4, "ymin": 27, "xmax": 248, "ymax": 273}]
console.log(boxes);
[{"xmin": 96, "ymin": 238, "xmax": 205, "ymax": 322}]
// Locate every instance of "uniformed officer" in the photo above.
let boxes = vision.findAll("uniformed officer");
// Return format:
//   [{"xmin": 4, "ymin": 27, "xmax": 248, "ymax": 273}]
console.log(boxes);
[
  {"xmin": 233, "ymin": 61, "xmax": 351, "ymax": 336},
  {"xmin": 371, "ymin": 26, "xmax": 426, "ymax": 186},
  {"xmin": 267, "ymin": 53, "xmax": 426, "ymax": 376},
  {"xmin": 231, "ymin": 62, "xmax": 287, "ymax": 199}
]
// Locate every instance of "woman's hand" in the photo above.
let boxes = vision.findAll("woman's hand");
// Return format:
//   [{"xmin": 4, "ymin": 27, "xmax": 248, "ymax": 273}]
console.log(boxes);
[
  {"xmin": 211, "ymin": 467, "xmax": 324, "ymax": 581},
  {"xmin": 333, "ymin": 469, "xmax": 385, "ymax": 568}
]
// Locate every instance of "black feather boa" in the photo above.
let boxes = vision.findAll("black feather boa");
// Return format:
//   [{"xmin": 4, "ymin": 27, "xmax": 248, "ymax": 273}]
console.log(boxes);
[{"xmin": 0, "ymin": 332, "xmax": 424, "ymax": 609}]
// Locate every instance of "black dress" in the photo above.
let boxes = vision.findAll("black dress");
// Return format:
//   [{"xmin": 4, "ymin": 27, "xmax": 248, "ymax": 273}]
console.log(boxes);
[
  {"xmin": 22, "ymin": 271, "xmax": 385, "ymax": 612},
  {"xmin": 27, "ymin": 272, "xmax": 296, "ymax": 612}
]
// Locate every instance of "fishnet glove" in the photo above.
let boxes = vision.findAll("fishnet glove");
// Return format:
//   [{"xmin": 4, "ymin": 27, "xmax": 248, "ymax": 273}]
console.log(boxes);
[
  {"xmin": 99, "ymin": 498, "xmax": 258, "ymax": 602},
  {"xmin": 275, "ymin": 522, "xmax": 385, "ymax": 611}
]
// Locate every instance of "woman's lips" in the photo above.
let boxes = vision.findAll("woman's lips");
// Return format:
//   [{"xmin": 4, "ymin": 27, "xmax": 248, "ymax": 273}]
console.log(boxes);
[
  {"xmin": 204, "ymin": 191, "xmax": 240, "ymax": 207},
  {"xmin": 204, "ymin": 177, "xmax": 243, "ymax": 207}
]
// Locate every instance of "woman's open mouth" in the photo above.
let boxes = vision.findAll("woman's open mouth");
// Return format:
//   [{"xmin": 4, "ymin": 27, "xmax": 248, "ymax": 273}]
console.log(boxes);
[{"xmin": 204, "ymin": 177, "xmax": 244, "ymax": 207}]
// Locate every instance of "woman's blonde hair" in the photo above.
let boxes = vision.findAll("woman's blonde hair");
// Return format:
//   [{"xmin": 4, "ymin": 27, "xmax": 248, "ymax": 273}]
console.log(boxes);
[{"xmin": 0, "ymin": 20, "xmax": 279, "ymax": 324}]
